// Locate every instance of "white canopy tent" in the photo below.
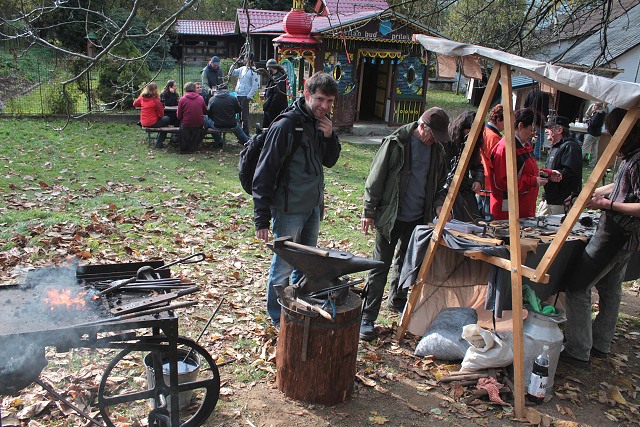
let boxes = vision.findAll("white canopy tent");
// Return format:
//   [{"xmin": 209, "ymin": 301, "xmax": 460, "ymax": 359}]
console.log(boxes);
[{"xmin": 397, "ymin": 35, "xmax": 640, "ymax": 417}]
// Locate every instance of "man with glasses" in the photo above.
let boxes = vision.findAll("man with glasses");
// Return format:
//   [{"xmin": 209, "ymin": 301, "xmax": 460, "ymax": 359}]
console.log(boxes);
[
  {"xmin": 536, "ymin": 116, "xmax": 582, "ymax": 216},
  {"xmin": 359, "ymin": 107, "xmax": 450, "ymax": 341}
]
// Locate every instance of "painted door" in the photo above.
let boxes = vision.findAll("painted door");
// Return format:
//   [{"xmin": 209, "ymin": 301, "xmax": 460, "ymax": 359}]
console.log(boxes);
[{"xmin": 323, "ymin": 52, "xmax": 356, "ymax": 127}]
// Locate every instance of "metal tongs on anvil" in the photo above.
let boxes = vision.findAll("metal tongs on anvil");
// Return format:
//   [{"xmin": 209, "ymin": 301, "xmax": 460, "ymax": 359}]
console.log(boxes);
[{"xmin": 268, "ymin": 236, "xmax": 384, "ymax": 319}]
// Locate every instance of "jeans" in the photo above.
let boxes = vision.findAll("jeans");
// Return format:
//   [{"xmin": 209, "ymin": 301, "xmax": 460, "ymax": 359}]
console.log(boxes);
[
  {"xmin": 362, "ymin": 219, "xmax": 420, "ymax": 322},
  {"xmin": 534, "ymin": 129, "xmax": 544, "ymax": 160},
  {"xmin": 564, "ymin": 249, "xmax": 631, "ymax": 361},
  {"xmin": 204, "ymin": 117, "xmax": 249, "ymax": 145},
  {"xmin": 237, "ymin": 96, "xmax": 250, "ymax": 136},
  {"xmin": 149, "ymin": 116, "xmax": 171, "ymax": 147},
  {"xmin": 477, "ymin": 194, "xmax": 492, "ymax": 220},
  {"xmin": 266, "ymin": 206, "xmax": 321, "ymax": 325}
]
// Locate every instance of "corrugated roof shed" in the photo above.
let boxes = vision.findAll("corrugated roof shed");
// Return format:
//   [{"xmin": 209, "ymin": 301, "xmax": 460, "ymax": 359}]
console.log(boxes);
[
  {"xmin": 175, "ymin": 20, "xmax": 235, "ymax": 36},
  {"xmin": 556, "ymin": 3, "xmax": 640, "ymax": 68}
]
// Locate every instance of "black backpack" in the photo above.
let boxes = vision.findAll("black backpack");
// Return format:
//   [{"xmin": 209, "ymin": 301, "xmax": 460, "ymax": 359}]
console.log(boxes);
[{"xmin": 238, "ymin": 110, "xmax": 304, "ymax": 195}]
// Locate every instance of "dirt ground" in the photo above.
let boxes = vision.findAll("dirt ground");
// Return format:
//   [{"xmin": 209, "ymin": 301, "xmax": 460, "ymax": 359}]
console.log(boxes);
[
  {"xmin": 1, "ymin": 283, "xmax": 638, "ymax": 427},
  {"xmin": 205, "ymin": 287, "xmax": 640, "ymax": 427}
]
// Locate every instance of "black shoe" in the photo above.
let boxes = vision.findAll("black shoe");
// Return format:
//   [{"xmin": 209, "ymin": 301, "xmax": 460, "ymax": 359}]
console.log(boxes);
[
  {"xmin": 559, "ymin": 350, "xmax": 589, "ymax": 369},
  {"xmin": 590, "ymin": 347, "xmax": 609, "ymax": 359},
  {"xmin": 155, "ymin": 143, "xmax": 164, "ymax": 149},
  {"xmin": 360, "ymin": 319, "xmax": 375, "ymax": 341}
]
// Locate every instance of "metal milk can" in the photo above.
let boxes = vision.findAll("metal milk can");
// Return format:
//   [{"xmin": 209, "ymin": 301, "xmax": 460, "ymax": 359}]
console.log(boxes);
[{"xmin": 523, "ymin": 308, "xmax": 566, "ymax": 399}]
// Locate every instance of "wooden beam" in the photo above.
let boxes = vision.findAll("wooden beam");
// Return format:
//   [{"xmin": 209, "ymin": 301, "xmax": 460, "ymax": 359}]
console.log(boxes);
[
  {"xmin": 499, "ymin": 63, "xmax": 525, "ymax": 418},
  {"xmin": 462, "ymin": 251, "xmax": 549, "ymax": 284},
  {"xmin": 395, "ymin": 63, "xmax": 502, "ymax": 340},
  {"xmin": 532, "ymin": 107, "xmax": 640, "ymax": 280}
]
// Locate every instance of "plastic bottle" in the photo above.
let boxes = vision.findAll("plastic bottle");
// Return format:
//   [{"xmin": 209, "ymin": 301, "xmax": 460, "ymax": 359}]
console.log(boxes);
[{"xmin": 527, "ymin": 345, "xmax": 549, "ymax": 404}]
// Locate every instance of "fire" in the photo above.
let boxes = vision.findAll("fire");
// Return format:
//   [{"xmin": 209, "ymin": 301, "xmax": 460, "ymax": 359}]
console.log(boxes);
[{"xmin": 44, "ymin": 288, "xmax": 87, "ymax": 311}]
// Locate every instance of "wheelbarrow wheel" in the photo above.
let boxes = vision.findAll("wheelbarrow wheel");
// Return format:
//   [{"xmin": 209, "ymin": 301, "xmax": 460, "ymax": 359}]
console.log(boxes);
[{"xmin": 97, "ymin": 336, "xmax": 220, "ymax": 427}]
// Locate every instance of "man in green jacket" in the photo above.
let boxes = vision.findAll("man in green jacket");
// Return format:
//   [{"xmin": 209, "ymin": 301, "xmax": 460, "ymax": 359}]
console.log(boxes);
[{"xmin": 360, "ymin": 107, "xmax": 450, "ymax": 341}]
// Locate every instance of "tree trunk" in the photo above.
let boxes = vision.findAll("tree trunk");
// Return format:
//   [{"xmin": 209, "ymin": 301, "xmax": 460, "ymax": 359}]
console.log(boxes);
[{"xmin": 276, "ymin": 290, "xmax": 362, "ymax": 405}]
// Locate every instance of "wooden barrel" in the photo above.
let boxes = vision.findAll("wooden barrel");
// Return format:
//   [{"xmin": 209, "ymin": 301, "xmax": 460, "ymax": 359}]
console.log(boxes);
[{"xmin": 276, "ymin": 289, "xmax": 362, "ymax": 405}]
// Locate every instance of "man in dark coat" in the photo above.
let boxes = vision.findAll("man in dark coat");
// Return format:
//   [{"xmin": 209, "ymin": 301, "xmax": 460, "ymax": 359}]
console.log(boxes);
[
  {"xmin": 253, "ymin": 72, "xmax": 341, "ymax": 327},
  {"xmin": 206, "ymin": 84, "xmax": 249, "ymax": 146},
  {"xmin": 536, "ymin": 116, "xmax": 582, "ymax": 216},
  {"xmin": 262, "ymin": 59, "xmax": 289, "ymax": 128},
  {"xmin": 201, "ymin": 56, "xmax": 223, "ymax": 103}
]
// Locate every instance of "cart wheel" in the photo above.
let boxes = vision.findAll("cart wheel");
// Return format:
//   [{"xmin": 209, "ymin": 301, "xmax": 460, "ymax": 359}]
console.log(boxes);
[{"xmin": 97, "ymin": 336, "xmax": 220, "ymax": 427}]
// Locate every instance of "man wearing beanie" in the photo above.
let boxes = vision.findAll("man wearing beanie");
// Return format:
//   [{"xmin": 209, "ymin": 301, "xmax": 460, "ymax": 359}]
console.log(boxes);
[
  {"xmin": 360, "ymin": 107, "xmax": 451, "ymax": 341},
  {"xmin": 201, "ymin": 56, "xmax": 223, "ymax": 103}
]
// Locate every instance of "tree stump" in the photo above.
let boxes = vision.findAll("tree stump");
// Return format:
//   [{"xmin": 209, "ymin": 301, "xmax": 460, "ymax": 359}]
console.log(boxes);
[{"xmin": 276, "ymin": 289, "xmax": 362, "ymax": 405}]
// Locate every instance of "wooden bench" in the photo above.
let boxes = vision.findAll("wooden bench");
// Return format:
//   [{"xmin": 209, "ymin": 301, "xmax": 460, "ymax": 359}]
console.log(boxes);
[{"xmin": 142, "ymin": 127, "xmax": 233, "ymax": 148}]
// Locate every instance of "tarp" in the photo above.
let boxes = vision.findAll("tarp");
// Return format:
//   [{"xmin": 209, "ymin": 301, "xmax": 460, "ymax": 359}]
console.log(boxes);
[{"xmin": 413, "ymin": 35, "xmax": 640, "ymax": 110}]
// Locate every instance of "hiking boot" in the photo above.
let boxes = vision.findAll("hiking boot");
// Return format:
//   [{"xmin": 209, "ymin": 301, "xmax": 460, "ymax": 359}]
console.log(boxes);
[
  {"xmin": 360, "ymin": 319, "xmax": 376, "ymax": 341},
  {"xmin": 559, "ymin": 350, "xmax": 589, "ymax": 369}
]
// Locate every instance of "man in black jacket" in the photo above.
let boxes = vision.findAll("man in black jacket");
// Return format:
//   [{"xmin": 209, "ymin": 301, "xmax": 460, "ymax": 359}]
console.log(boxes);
[
  {"xmin": 253, "ymin": 72, "xmax": 340, "ymax": 327},
  {"xmin": 582, "ymin": 102, "xmax": 607, "ymax": 167},
  {"xmin": 537, "ymin": 116, "xmax": 582, "ymax": 216},
  {"xmin": 206, "ymin": 84, "xmax": 249, "ymax": 145},
  {"xmin": 262, "ymin": 59, "xmax": 289, "ymax": 128}
]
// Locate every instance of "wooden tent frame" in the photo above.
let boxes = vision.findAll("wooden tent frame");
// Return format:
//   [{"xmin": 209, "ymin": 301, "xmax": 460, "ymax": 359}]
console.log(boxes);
[{"xmin": 394, "ymin": 56, "xmax": 640, "ymax": 417}]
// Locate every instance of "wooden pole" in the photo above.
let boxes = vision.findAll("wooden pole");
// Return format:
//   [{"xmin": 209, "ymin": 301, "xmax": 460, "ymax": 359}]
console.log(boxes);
[
  {"xmin": 395, "ymin": 63, "xmax": 502, "ymax": 340},
  {"xmin": 533, "ymin": 107, "xmax": 640, "ymax": 280},
  {"xmin": 499, "ymin": 64, "xmax": 525, "ymax": 417}
]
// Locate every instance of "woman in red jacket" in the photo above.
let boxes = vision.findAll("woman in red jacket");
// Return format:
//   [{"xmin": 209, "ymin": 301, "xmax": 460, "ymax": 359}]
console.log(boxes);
[
  {"xmin": 133, "ymin": 83, "xmax": 170, "ymax": 148},
  {"xmin": 488, "ymin": 108, "xmax": 547, "ymax": 220}
]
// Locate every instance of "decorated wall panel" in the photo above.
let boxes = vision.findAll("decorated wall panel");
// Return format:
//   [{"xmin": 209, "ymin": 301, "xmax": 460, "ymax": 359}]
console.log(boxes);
[{"xmin": 396, "ymin": 56, "xmax": 426, "ymax": 98}]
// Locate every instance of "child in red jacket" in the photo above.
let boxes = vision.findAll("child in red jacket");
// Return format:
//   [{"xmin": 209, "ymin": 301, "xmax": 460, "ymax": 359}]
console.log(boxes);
[{"xmin": 133, "ymin": 83, "xmax": 170, "ymax": 148}]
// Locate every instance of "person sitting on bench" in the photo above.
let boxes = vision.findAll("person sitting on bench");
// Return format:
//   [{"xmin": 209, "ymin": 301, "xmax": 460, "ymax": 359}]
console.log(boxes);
[
  {"xmin": 177, "ymin": 82, "xmax": 208, "ymax": 154},
  {"xmin": 133, "ymin": 83, "xmax": 170, "ymax": 149},
  {"xmin": 205, "ymin": 83, "xmax": 249, "ymax": 146}
]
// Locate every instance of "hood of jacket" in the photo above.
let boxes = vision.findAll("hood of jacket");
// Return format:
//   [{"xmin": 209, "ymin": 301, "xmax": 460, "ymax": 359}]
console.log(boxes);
[
  {"xmin": 214, "ymin": 90, "xmax": 231, "ymax": 99},
  {"xmin": 183, "ymin": 92, "xmax": 200, "ymax": 100}
]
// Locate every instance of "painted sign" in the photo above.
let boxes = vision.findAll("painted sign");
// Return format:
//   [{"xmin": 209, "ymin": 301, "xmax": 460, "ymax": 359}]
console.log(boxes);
[{"xmin": 338, "ymin": 19, "xmax": 415, "ymax": 42}]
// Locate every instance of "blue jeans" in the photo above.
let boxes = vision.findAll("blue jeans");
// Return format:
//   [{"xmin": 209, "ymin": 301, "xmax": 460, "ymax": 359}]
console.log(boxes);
[
  {"xmin": 534, "ymin": 129, "xmax": 543, "ymax": 160},
  {"xmin": 204, "ymin": 117, "xmax": 248, "ymax": 145},
  {"xmin": 266, "ymin": 207, "xmax": 321, "ymax": 325}
]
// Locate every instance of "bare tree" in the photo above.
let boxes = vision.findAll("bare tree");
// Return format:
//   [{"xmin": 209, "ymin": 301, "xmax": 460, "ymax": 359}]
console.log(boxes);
[{"xmin": 0, "ymin": 0, "xmax": 203, "ymax": 117}]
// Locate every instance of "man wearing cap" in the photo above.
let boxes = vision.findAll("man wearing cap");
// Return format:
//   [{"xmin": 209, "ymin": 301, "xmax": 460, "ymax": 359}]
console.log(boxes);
[
  {"xmin": 201, "ymin": 56, "xmax": 223, "ymax": 103},
  {"xmin": 536, "ymin": 116, "xmax": 582, "ymax": 216},
  {"xmin": 360, "ymin": 107, "xmax": 450, "ymax": 341},
  {"xmin": 262, "ymin": 58, "xmax": 289, "ymax": 128}
]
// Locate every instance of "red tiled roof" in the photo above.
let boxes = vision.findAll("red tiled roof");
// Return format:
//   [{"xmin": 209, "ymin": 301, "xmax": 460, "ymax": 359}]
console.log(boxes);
[
  {"xmin": 325, "ymin": 0, "xmax": 388, "ymax": 15},
  {"xmin": 236, "ymin": 0, "xmax": 389, "ymax": 33},
  {"xmin": 175, "ymin": 20, "xmax": 235, "ymax": 36},
  {"xmin": 237, "ymin": 9, "xmax": 288, "ymax": 32}
]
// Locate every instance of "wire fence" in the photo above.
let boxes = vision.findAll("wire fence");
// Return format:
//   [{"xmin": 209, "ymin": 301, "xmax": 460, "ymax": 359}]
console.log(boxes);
[{"xmin": 0, "ymin": 56, "xmax": 264, "ymax": 119}]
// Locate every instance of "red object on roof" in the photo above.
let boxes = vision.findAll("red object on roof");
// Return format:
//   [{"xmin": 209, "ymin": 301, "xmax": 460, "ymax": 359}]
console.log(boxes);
[
  {"xmin": 274, "ymin": 9, "xmax": 319, "ymax": 45},
  {"xmin": 175, "ymin": 20, "xmax": 235, "ymax": 36}
]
